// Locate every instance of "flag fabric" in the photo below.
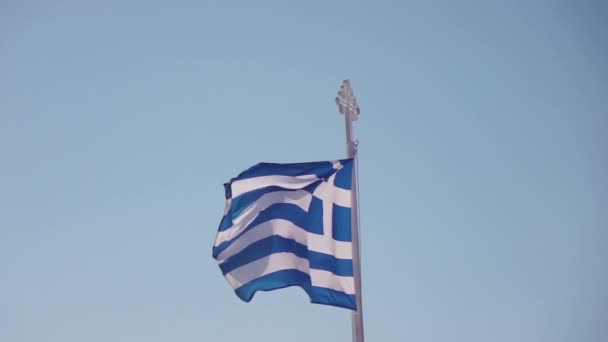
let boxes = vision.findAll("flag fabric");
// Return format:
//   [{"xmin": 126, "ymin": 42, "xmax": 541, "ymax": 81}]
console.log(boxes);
[{"xmin": 212, "ymin": 159, "xmax": 356, "ymax": 310}]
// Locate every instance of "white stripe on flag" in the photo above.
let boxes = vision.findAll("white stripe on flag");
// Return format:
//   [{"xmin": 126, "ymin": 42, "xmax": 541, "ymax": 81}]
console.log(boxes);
[
  {"xmin": 231, "ymin": 174, "xmax": 320, "ymax": 198},
  {"xmin": 215, "ymin": 218, "xmax": 353, "ymax": 263},
  {"xmin": 215, "ymin": 190, "xmax": 312, "ymax": 246},
  {"xmin": 224, "ymin": 252, "xmax": 355, "ymax": 294}
]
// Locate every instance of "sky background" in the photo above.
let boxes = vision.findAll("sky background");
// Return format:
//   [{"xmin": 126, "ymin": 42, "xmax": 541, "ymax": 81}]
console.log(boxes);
[{"xmin": 1, "ymin": 1, "xmax": 607, "ymax": 341}]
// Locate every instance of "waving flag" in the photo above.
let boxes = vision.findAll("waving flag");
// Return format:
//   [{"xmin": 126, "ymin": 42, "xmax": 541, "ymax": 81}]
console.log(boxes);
[{"xmin": 212, "ymin": 159, "xmax": 356, "ymax": 309}]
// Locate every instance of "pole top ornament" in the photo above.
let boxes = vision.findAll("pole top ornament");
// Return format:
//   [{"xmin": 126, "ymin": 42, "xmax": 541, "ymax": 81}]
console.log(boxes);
[{"xmin": 335, "ymin": 79, "xmax": 360, "ymax": 121}]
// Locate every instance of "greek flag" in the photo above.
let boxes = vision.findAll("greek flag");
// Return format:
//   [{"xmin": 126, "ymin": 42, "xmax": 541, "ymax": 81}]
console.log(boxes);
[{"xmin": 212, "ymin": 159, "xmax": 356, "ymax": 310}]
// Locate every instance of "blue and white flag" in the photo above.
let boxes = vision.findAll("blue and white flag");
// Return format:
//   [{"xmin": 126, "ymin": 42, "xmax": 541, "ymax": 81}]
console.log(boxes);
[{"xmin": 212, "ymin": 159, "xmax": 356, "ymax": 310}]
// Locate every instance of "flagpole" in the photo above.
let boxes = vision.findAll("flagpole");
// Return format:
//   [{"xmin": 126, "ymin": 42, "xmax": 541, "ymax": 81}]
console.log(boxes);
[{"xmin": 336, "ymin": 80, "xmax": 364, "ymax": 342}]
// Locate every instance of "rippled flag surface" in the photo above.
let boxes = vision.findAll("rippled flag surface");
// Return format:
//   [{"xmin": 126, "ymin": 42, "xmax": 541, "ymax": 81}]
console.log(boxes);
[{"xmin": 212, "ymin": 159, "xmax": 356, "ymax": 310}]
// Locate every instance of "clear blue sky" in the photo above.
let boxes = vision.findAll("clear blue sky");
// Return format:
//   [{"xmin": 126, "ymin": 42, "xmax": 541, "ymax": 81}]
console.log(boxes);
[{"xmin": 1, "ymin": 1, "xmax": 606, "ymax": 341}]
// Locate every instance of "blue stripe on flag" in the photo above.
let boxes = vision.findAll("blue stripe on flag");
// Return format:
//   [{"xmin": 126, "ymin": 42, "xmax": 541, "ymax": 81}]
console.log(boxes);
[
  {"xmin": 234, "ymin": 269, "xmax": 356, "ymax": 310},
  {"xmin": 309, "ymin": 285, "xmax": 356, "ymax": 310},
  {"xmin": 334, "ymin": 159, "xmax": 353, "ymax": 190},
  {"xmin": 219, "ymin": 235, "xmax": 353, "ymax": 276},
  {"xmin": 219, "ymin": 236, "xmax": 307, "ymax": 274},
  {"xmin": 308, "ymin": 250, "xmax": 353, "ymax": 276},
  {"xmin": 231, "ymin": 161, "xmax": 338, "ymax": 181},
  {"xmin": 332, "ymin": 204, "xmax": 352, "ymax": 242}
]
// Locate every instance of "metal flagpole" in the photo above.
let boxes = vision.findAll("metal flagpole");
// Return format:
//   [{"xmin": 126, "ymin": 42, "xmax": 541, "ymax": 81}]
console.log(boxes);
[{"xmin": 336, "ymin": 80, "xmax": 364, "ymax": 342}]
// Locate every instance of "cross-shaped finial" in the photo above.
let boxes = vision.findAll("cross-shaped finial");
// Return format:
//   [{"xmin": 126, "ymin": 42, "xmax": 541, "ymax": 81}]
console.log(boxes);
[{"xmin": 335, "ymin": 79, "xmax": 360, "ymax": 121}]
